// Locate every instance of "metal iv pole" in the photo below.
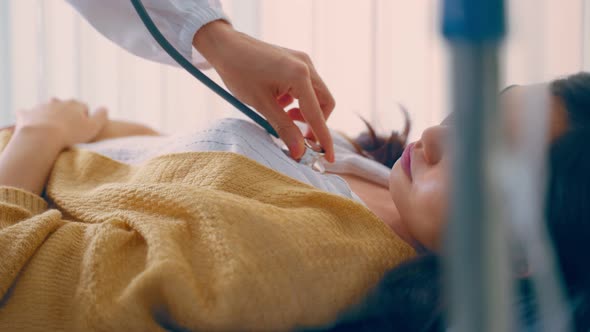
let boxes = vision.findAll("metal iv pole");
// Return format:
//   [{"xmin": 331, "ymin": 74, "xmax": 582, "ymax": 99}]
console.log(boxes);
[{"xmin": 442, "ymin": 1, "xmax": 510, "ymax": 331}]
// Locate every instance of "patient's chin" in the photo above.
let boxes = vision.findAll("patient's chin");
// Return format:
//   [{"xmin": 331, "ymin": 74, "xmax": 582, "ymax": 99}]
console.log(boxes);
[
  {"xmin": 388, "ymin": 162, "xmax": 407, "ymax": 200},
  {"xmin": 388, "ymin": 166, "xmax": 412, "ymax": 222}
]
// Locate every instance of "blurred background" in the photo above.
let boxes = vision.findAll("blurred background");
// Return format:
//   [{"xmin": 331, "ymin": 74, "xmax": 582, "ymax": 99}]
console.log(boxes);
[{"xmin": 0, "ymin": 0, "xmax": 588, "ymax": 140}]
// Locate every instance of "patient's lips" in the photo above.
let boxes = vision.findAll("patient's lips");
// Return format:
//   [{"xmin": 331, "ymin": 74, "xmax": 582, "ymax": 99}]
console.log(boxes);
[{"xmin": 400, "ymin": 142, "xmax": 415, "ymax": 181}]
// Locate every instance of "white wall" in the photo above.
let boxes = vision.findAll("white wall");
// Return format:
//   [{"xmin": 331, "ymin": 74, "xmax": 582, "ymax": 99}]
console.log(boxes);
[
  {"xmin": 0, "ymin": 0, "xmax": 588, "ymax": 140},
  {"xmin": 503, "ymin": 0, "xmax": 585, "ymax": 84},
  {"xmin": 0, "ymin": 0, "xmax": 11, "ymax": 124}
]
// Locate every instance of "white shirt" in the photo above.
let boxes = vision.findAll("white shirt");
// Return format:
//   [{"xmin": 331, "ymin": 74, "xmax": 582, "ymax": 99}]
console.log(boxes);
[
  {"xmin": 78, "ymin": 119, "xmax": 392, "ymax": 205},
  {"xmin": 66, "ymin": 0, "xmax": 227, "ymax": 68}
]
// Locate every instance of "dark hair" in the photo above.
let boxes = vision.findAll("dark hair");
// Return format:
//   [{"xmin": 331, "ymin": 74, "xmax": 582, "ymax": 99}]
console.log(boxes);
[
  {"xmin": 343, "ymin": 105, "xmax": 410, "ymax": 169},
  {"xmin": 310, "ymin": 72, "xmax": 590, "ymax": 332},
  {"xmin": 551, "ymin": 73, "xmax": 590, "ymax": 128},
  {"xmin": 300, "ymin": 254, "xmax": 444, "ymax": 332},
  {"xmin": 544, "ymin": 72, "xmax": 590, "ymax": 330}
]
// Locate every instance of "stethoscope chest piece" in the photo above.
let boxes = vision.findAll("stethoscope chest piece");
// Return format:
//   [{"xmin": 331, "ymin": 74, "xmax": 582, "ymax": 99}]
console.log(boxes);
[
  {"xmin": 280, "ymin": 138, "xmax": 326, "ymax": 173},
  {"xmin": 300, "ymin": 139, "xmax": 326, "ymax": 173}
]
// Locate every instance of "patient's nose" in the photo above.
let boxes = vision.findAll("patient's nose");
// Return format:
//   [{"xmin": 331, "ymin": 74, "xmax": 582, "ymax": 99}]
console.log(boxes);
[{"xmin": 421, "ymin": 125, "xmax": 449, "ymax": 165}]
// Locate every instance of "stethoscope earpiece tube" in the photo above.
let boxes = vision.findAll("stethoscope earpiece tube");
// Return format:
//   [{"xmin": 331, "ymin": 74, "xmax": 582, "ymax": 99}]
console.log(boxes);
[
  {"xmin": 131, "ymin": 0, "xmax": 327, "ymax": 172},
  {"xmin": 129, "ymin": 0, "xmax": 278, "ymax": 138}
]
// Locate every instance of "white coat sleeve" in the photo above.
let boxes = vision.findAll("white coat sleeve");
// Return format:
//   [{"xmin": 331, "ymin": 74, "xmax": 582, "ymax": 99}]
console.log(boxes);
[{"xmin": 66, "ymin": 0, "xmax": 229, "ymax": 68}]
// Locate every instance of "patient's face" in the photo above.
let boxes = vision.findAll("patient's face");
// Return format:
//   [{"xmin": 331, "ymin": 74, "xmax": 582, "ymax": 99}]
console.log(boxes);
[
  {"xmin": 389, "ymin": 124, "xmax": 450, "ymax": 251},
  {"xmin": 388, "ymin": 84, "xmax": 568, "ymax": 251}
]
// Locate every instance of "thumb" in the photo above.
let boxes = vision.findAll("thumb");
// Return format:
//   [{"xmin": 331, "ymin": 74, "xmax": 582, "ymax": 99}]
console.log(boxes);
[
  {"xmin": 258, "ymin": 100, "xmax": 305, "ymax": 160},
  {"xmin": 89, "ymin": 107, "xmax": 109, "ymax": 138}
]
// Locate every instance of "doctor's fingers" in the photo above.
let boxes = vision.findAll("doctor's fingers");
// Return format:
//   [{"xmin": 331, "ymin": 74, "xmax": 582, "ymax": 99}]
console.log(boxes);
[
  {"xmin": 277, "ymin": 94, "xmax": 295, "ymax": 108},
  {"xmin": 287, "ymin": 108, "xmax": 317, "ymax": 141},
  {"xmin": 308, "ymin": 65, "xmax": 336, "ymax": 121},
  {"xmin": 291, "ymin": 75, "xmax": 335, "ymax": 163},
  {"xmin": 289, "ymin": 50, "xmax": 336, "ymax": 120},
  {"xmin": 258, "ymin": 99, "xmax": 305, "ymax": 160},
  {"xmin": 283, "ymin": 77, "xmax": 332, "ymax": 143}
]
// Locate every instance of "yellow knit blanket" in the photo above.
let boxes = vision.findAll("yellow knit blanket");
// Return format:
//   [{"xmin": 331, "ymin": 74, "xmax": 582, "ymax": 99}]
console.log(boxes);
[{"xmin": 0, "ymin": 131, "xmax": 414, "ymax": 331}]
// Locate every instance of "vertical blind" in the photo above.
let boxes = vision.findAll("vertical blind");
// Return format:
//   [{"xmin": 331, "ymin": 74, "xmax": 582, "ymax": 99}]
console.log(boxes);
[{"xmin": 0, "ymin": 0, "xmax": 588, "ymax": 140}]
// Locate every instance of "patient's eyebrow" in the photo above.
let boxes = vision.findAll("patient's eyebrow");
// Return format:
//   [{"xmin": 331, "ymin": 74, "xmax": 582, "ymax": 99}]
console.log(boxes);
[
  {"xmin": 500, "ymin": 84, "xmax": 519, "ymax": 95},
  {"xmin": 440, "ymin": 85, "xmax": 520, "ymax": 125}
]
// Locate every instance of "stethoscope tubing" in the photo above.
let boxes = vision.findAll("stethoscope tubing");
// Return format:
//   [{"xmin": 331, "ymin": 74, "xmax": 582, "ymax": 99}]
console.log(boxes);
[
  {"xmin": 130, "ymin": 0, "xmax": 279, "ymax": 138},
  {"xmin": 130, "ymin": 0, "xmax": 327, "ymax": 170}
]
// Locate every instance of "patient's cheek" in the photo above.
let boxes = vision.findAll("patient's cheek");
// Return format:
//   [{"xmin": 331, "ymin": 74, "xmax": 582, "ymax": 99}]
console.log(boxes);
[
  {"xmin": 409, "ymin": 179, "xmax": 448, "ymax": 249},
  {"xmin": 387, "ymin": 165, "xmax": 409, "ymax": 202}
]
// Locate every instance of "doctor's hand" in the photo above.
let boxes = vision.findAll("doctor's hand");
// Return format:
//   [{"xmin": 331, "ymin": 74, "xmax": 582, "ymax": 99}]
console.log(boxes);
[{"xmin": 193, "ymin": 21, "xmax": 336, "ymax": 163}]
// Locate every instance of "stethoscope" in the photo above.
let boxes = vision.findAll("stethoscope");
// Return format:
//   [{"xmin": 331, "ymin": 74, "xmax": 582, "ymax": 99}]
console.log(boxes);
[{"xmin": 129, "ymin": 0, "xmax": 326, "ymax": 173}]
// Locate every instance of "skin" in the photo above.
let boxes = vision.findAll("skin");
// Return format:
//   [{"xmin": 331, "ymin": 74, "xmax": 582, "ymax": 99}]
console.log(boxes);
[
  {"xmin": 193, "ymin": 21, "xmax": 336, "ymax": 163},
  {"xmin": 0, "ymin": 99, "xmax": 169, "ymax": 195},
  {"xmin": 348, "ymin": 84, "xmax": 570, "ymax": 252},
  {"xmin": 3, "ymin": 17, "xmax": 339, "ymax": 167},
  {"xmin": 386, "ymin": 125, "xmax": 450, "ymax": 251},
  {"xmin": 0, "ymin": 99, "xmax": 108, "ymax": 195},
  {"xmin": 0, "ymin": 12, "xmax": 343, "ymax": 192},
  {"xmin": 0, "ymin": 84, "xmax": 570, "ymax": 251}
]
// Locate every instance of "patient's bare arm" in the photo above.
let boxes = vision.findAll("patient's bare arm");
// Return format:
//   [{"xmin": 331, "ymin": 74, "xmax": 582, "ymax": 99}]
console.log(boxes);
[
  {"xmin": 0, "ymin": 99, "xmax": 108, "ymax": 195},
  {"xmin": 92, "ymin": 120, "xmax": 161, "ymax": 142},
  {"xmin": 3, "ymin": 117, "xmax": 161, "ymax": 142},
  {"xmin": 0, "ymin": 127, "xmax": 64, "ymax": 195}
]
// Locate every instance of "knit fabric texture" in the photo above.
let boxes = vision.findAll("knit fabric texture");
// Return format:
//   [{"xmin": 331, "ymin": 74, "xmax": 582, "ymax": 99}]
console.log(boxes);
[{"xmin": 0, "ymin": 130, "xmax": 415, "ymax": 331}]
